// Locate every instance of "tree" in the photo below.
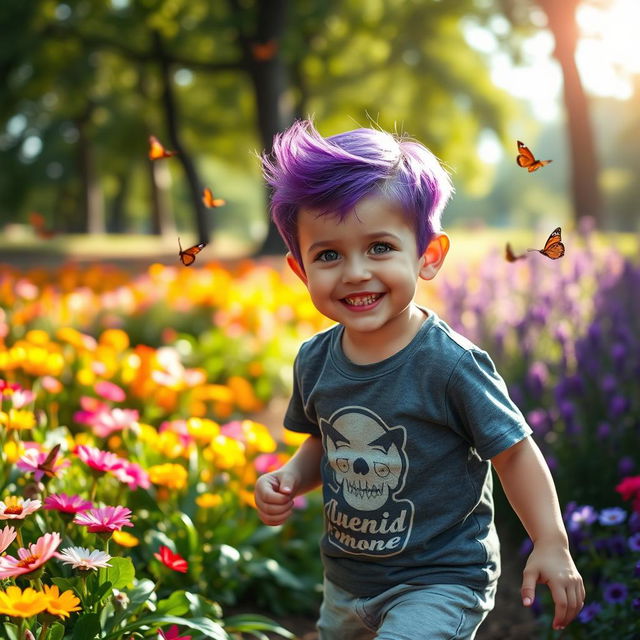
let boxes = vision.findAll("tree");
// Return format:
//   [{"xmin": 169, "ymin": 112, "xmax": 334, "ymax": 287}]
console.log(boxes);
[{"xmin": 500, "ymin": 0, "xmax": 603, "ymax": 226}]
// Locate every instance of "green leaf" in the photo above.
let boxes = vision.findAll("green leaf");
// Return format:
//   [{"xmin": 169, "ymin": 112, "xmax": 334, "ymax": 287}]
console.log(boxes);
[
  {"xmin": 224, "ymin": 613, "xmax": 295, "ymax": 638},
  {"xmin": 48, "ymin": 622, "xmax": 65, "ymax": 640},
  {"xmin": 124, "ymin": 578, "xmax": 156, "ymax": 613},
  {"xmin": 156, "ymin": 590, "xmax": 190, "ymax": 616},
  {"xmin": 104, "ymin": 615, "xmax": 229, "ymax": 640},
  {"xmin": 1, "ymin": 621, "xmax": 19, "ymax": 640},
  {"xmin": 184, "ymin": 591, "xmax": 223, "ymax": 619},
  {"xmin": 72, "ymin": 612, "xmax": 101, "ymax": 640},
  {"xmin": 51, "ymin": 576, "xmax": 81, "ymax": 594},
  {"xmin": 100, "ymin": 556, "xmax": 135, "ymax": 589}
]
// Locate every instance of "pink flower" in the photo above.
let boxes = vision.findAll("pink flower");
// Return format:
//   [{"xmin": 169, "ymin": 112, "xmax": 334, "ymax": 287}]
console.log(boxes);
[
  {"xmin": 94, "ymin": 381, "xmax": 126, "ymax": 403},
  {"xmin": 75, "ymin": 445, "xmax": 124, "ymax": 474},
  {"xmin": 158, "ymin": 624, "xmax": 192, "ymax": 640},
  {"xmin": 17, "ymin": 447, "xmax": 70, "ymax": 481},
  {"xmin": 90, "ymin": 408, "xmax": 139, "ymax": 438},
  {"xmin": 9, "ymin": 388, "xmax": 36, "ymax": 409},
  {"xmin": 0, "ymin": 532, "xmax": 61, "ymax": 579},
  {"xmin": 44, "ymin": 493, "xmax": 93, "ymax": 515},
  {"xmin": 0, "ymin": 497, "xmax": 42, "ymax": 520},
  {"xmin": 111, "ymin": 460, "xmax": 150, "ymax": 490},
  {"xmin": 0, "ymin": 525, "xmax": 17, "ymax": 553},
  {"xmin": 73, "ymin": 506, "xmax": 133, "ymax": 533}
]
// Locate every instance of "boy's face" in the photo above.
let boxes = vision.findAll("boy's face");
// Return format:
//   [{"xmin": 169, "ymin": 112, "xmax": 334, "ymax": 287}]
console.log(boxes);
[{"xmin": 287, "ymin": 195, "xmax": 448, "ymax": 342}]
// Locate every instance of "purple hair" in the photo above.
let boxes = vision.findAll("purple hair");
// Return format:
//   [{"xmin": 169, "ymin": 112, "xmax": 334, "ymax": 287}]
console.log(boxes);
[{"xmin": 262, "ymin": 119, "xmax": 453, "ymax": 268}]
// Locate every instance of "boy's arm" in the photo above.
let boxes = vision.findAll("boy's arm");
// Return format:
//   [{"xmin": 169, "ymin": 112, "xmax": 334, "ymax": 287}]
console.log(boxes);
[
  {"xmin": 255, "ymin": 434, "xmax": 323, "ymax": 526},
  {"xmin": 491, "ymin": 436, "xmax": 585, "ymax": 631}
]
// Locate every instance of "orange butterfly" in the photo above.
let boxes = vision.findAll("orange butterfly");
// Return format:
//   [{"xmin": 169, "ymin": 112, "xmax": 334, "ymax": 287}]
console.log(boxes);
[
  {"xmin": 178, "ymin": 237, "xmax": 207, "ymax": 266},
  {"xmin": 202, "ymin": 187, "xmax": 226, "ymax": 208},
  {"xmin": 251, "ymin": 39, "xmax": 278, "ymax": 61},
  {"xmin": 528, "ymin": 227, "xmax": 565, "ymax": 260},
  {"xmin": 505, "ymin": 242, "xmax": 526, "ymax": 262},
  {"xmin": 149, "ymin": 135, "xmax": 177, "ymax": 160},
  {"xmin": 29, "ymin": 212, "xmax": 57, "ymax": 239},
  {"xmin": 516, "ymin": 140, "xmax": 552, "ymax": 172}
]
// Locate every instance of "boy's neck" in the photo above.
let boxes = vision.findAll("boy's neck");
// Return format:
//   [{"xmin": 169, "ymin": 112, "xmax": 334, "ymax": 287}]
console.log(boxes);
[{"xmin": 340, "ymin": 305, "xmax": 428, "ymax": 365}]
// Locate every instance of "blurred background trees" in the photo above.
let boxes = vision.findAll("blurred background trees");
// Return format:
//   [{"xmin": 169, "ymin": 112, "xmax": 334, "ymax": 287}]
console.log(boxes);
[{"xmin": 1, "ymin": 0, "xmax": 639, "ymax": 253}]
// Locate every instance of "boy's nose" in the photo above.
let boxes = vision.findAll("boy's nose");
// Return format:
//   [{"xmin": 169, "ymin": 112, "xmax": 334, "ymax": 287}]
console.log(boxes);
[{"xmin": 342, "ymin": 256, "xmax": 371, "ymax": 282}]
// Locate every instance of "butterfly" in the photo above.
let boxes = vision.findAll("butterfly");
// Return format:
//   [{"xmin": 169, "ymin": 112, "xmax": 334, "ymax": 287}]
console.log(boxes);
[
  {"xmin": 38, "ymin": 444, "xmax": 62, "ymax": 480},
  {"xmin": 202, "ymin": 187, "xmax": 226, "ymax": 208},
  {"xmin": 528, "ymin": 227, "xmax": 565, "ymax": 260},
  {"xmin": 29, "ymin": 212, "xmax": 57, "ymax": 239},
  {"xmin": 251, "ymin": 39, "xmax": 278, "ymax": 61},
  {"xmin": 516, "ymin": 140, "xmax": 552, "ymax": 172},
  {"xmin": 149, "ymin": 135, "xmax": 177, "ymax": 160},
  {"xmin": 505, "ymin": 242, "xmax": 526, "ymax": 262},
  {"xmin": 178, "ymin": 237, "xmax": 207, "ymax": 266}
]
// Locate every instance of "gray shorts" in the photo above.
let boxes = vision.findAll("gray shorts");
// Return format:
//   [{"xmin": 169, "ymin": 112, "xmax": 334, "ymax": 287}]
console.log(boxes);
[{"xmin": 317, "ymin": 578, "xmax": 496, "ymax": 640}]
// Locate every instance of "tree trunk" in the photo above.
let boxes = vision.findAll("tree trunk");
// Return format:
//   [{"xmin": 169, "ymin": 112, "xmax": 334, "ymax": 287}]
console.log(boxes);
[
  {"xmin": 148, "ymin": 159, "xmax": 176, "ymax": 236},
  {"xmin": 230, "ymin": 0, "xmax": 293, "ymax": 256},
  {"xmin": 76, "ymin": 104, "xmax": 105, "ymax": 234},
  {"xmin": 153, "ymin": 30, "xmax": 210, "ymax": 244},
  {"xmin": 537, "ymin": 0, "xmax": 603, "ymax": 226}
]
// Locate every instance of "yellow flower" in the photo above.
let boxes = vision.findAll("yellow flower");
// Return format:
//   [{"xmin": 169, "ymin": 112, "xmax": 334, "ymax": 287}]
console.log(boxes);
[
  {"xmin": 0, "ymin": 408, "xmax": 36, "ymax": 431},
  {"xmin": 240, "ymin": 420, "xmax": 276, "ymax": 454},
  {"xmin": 99, "ymin": 329, "xmax": 130, "ymax": 352},
  {"xmin": 148, "ymin": 463, "xmax": 188, "ymax": 490},
  {"xmin": 112, "ymin": 529, "xmax": 140, "ymax": 547},
  {"xmin": 43, "ymin": 584, "xmax": 81, "ymax": 618},
  {"xmin": 196, "ymin": 493, "xmax": 223, "ymax": 509},
  {"xmin": 206, "ymin": 435, "xmax": 246, "ymax": 470},
  {"xmin": 3, "ymin": 440, "xmax": 26, "ymax": 463},
  {"xmin": 0, "ymin": 585, "xmax": 49, "ymax": 618},
  {"xmin": 186, "ymin": 417, "xmax": 220, "ymax": 445}
]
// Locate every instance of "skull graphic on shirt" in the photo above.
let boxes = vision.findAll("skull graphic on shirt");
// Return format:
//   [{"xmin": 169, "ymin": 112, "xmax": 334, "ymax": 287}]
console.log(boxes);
[{"xmin": 320, "ymin": 407, "xmax": 408, "ymax": 511}]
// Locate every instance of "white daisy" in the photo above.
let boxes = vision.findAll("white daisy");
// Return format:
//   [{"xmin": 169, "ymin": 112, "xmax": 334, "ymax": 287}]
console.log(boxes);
[{"xmin": 56, "ymin": 546, "xmax": 112, "ymax": 571}]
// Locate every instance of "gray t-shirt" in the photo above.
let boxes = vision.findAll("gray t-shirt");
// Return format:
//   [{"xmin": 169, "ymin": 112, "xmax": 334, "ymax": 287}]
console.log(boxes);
[{"xmin": 284, "ymin": 310, "xmax": 531, "ymax": 597}]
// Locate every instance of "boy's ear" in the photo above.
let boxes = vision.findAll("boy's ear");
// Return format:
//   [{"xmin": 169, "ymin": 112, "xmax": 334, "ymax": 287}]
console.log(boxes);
[
  {"xmin": 418, "ymin": 232, "xmax": 450, "ymax": 281},
  {"xmin": 286, "ymin": 253, "xmax": 308, "ymax": 284}
]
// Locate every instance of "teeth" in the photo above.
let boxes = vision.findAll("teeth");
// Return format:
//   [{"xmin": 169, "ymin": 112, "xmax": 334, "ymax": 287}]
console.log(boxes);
[{"xmin": 344, "ymin": 294, "xmax": 380, "ymax": 306}]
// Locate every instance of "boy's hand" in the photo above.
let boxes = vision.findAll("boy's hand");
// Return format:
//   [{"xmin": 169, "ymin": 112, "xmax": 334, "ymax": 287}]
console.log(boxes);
[
  {"xmin": 521, "ymin": 539, "xmax": 585, "ymax": 631},
  {"xmin": 254, "ymin": 471, "xmax": 298, "ymax": 526}
]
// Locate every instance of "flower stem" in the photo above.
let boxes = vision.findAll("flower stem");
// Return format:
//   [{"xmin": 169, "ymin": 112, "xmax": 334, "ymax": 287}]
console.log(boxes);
[{"xmin": 38, "ymin": 620, "xmax": 49, "ymax": 640}]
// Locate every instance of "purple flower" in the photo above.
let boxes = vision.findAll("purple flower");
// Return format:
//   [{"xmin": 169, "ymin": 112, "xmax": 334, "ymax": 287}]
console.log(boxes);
[
  {"xmin": 598, "ymin": 507, "xmax": 627, "ymax": 526},
  {"xmin": 609, "ymin": 395, "xmax": 629, "ymax": 419},
  {"xmin": 578, "ymin": 601, "xmax": 602, "ymax": 623},
  {"xmin": 527, "ymin": 362, "xmax": 549, "ymax": 396},
  {"xmin": 635, "ymin": 561, "xmax": 640, "ymax": 579},
  {"xmin": 629, "ymin": 512, "xmax": 640, "ymax": 535},
  {"xmin": 526, "ymin": 409, "xmax": 549, "ymax": 436},
  {"xmin": 567, "ymin": 505, "xmax": 598, "ymax": 531},
  {"xmin": 632, "ymin": 597, "xmax": 640, "ymax": 611},
  {"xmin": 600, "ymin": 374, "xmax": 616, "ymax": 394},
  {"xmin": 518, "ymin": 537, "xmax": 533, "ymax": 557},
  {"xmin": 603, "ymin": 582, "xmax": 628, "ymax": 605},
  {"xmin": 618, "ymin": 456, "xmax": 635, "ymax": 477},
  {"xmin": 628, "ymin": 532, "xmax": 640, "ymax": 552}
]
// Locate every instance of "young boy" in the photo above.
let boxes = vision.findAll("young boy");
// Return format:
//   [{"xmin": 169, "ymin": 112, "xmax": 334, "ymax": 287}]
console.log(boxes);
[{"xmin": 254, "ymin": 120, "xmax": 584, "ymax": 639}]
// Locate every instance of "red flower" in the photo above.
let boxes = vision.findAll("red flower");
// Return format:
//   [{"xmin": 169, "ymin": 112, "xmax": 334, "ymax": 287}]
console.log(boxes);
[
  {"xmin": 153, "ymin": 545, "xmax": 188, "ymax": 573},
  {"xmin": 616, "ymin": 476, "xmax": 640, "ymax": 513}
]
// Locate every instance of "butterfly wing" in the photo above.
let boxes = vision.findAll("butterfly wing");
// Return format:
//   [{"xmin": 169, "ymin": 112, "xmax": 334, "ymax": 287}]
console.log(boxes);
[
  {"xmin": 517, "ymin": 141, "xmax": 552, "ymax": 172},
  {"xmin": 149, "ymin": 135, "xmax": 176, "ymax": 160},
  {"xmin": 516, "ymin": 141, "xmax": 535, "ymax": 168},
  {"xmin": 505, "ymin": 242, "xmax": 525, "ymax": 262},
  {"xmin": 178, "ymin": 238, "xmax": 207, "ymax": 266},
  {"xmin": 202, "ymin": 188, "xmax": 226, "ymax": 208},
  {"xmin": 540, "ymin": 227, "xmax": 565, "ymax": 259}
]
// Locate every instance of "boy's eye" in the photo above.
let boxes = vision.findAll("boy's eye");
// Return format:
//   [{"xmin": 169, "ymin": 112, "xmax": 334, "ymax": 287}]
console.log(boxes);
[
  {"xmin": 370, "ymin": 242, "xmax": 393, "ymax": 255},
  {"xmin": 316, "ymin": 249, "xmax": 340, "ymax": 262}
]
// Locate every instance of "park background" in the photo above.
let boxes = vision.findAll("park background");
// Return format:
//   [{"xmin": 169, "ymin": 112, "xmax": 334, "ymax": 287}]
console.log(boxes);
[{"xmin": 1, "ymin": 1, "xmax": 639, "ymax": 639}]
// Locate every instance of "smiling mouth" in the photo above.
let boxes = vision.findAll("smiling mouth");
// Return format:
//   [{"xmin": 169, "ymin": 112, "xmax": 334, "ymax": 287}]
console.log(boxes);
[{"xmin": 342, "ymin": 294, "xmax": 383, "ymax": 306}]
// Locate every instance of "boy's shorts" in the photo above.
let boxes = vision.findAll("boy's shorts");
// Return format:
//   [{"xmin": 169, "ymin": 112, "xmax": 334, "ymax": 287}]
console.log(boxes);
[{"xmin": 317, "ymin": 577, "xmax": 496, "ymax": 640}]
